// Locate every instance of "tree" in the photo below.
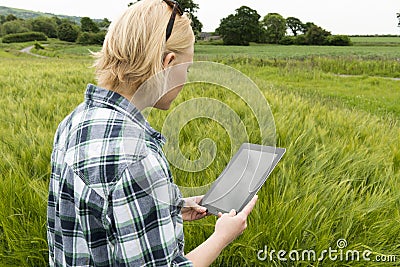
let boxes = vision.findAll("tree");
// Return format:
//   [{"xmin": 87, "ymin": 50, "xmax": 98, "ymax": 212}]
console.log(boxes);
[
  {"xmin": 6, "ymin": 14, "xmax": 17, "ymax": 22},
  {"xmin": 60, "ymin": 18, "xmax": 77, "ymax": 25},
  {"xmin": 397, "ymin": 12, "xmax": 400, "ymax": 27},
  {"xmin": 98, "ymin": 18, "xmax": 111, "ymax": 29},
  {"xmin": 29, "ymin": 17, "xmax": 58, "ymax": 38},
  {"xmin": 52, "ymin": 16, "xmax": 62, "ymax": 26},
  {"xmin": 58, "ymin": 22, "xmax": 79, "ymax": 42},
  {"xmin": 262, "ymin": 13, "xmax": 287, "ymax": 44},
  {"xmin": 1, "ymin": 20, "xmax": 29, "ymax": 35},
  {"xmin": 129, "ymin": 0, "xmax": 203, "ymax": 36},
  {"xmin": 80, "ymin": 17, "xmax": 99, "ymax": 33},
  {"xmin": 0, "ymin": 15, "xmax": 6, "ymax": 25},
  {"xmin": 286, "ymin": 17, "xmax": 304, "ymax": 36},
  {"xmin": 178, "ymin": 0, "xmax": 202, "ymax": 36},
  {"xmin": 77, "ymin": 31, "xmax": 106, "ymax": 45},
  {"xmin": 305, "ymin": 24, "xmax": 331, "ymax": 45},
  {"xmin": 189, "ymin": 15, "xmax": 203, "ymax": 38},
  {"xmin": 216, "ymin": 6, "xmax": 262, "ymax": 45},
  {"xmin": 302, "ymin": 22, "xmax": 316, "ymax": 34}
]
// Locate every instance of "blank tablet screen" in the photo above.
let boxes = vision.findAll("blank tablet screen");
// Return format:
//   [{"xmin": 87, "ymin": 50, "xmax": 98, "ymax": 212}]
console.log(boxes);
[{"xmin": 203, "ymin": 146, "xmax": 278, "ymax": 213}]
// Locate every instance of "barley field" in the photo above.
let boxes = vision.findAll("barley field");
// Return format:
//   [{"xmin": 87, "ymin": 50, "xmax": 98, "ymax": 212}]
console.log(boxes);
[{"xmin": 0, "ymin": 39, "xmax": 399, "ymax": 266}]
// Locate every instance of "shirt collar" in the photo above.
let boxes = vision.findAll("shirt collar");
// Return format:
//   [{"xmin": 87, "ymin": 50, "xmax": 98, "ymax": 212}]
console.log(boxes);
[{"xmin": 84, "ymin": 84, "xmax": 166, "ymax": 146}]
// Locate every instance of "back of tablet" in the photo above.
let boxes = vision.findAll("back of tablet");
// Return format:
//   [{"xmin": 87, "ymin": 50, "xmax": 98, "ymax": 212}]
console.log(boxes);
[{"xmin": 200, "ymin": 143, "xmax": 285, "ymax": 215}]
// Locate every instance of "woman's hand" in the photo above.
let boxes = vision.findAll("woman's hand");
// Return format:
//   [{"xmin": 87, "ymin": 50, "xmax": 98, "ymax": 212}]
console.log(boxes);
[
  {"xmin": 181, "ymin": 195, "xmax": 208, "ymax": 221},
  {"xmin": 185, "ymin": 195, "xmax": 258, "ymax": 267},
  {"xmin": 213, "ymin": 195, "xmax": 258, "ymax": 246}
]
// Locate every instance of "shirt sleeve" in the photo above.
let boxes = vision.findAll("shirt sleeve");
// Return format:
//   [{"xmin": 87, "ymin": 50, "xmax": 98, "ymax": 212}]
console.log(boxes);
[{"xmin": 110, "ymin": 152, "xmax": 193, "ymax": 267}]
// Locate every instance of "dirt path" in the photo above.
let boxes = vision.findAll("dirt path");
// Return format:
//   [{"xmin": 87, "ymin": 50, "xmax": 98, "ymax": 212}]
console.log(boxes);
[{"xmin": 20, "ymin": 45, "xmax": 48, "ymax": 58}]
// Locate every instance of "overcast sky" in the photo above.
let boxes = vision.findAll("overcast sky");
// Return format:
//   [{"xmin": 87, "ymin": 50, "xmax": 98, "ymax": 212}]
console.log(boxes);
[{"xmin": 0, "ymin": 0, "xmax": 399, "ymax": 35}]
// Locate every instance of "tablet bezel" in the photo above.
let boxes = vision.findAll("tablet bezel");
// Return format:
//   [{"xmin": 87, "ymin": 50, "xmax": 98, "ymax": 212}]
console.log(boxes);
[{"xmin": 200, "ymin": 143, "xmax": 286, "ymax": 215}]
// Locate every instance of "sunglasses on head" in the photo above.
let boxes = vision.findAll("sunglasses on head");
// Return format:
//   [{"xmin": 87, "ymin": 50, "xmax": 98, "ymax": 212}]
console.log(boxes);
[{"xmin": 163, "ymin": 0, "xmax": 183, "ymax": 41}]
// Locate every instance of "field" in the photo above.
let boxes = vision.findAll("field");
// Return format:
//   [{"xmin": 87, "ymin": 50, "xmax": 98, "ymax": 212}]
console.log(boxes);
[
  {"xmin": 350, "ymin": 36, "xmax": 400, "ymax": 46},
  {"xmin": 0, "ymin": 38, "xmax": 399, "ymax": 266}
]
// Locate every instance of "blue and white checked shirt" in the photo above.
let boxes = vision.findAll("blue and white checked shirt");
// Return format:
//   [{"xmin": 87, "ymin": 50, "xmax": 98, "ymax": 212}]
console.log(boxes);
[{"xmin": 47, "ymin": 84, "xmax": 193, "ymax": 266}]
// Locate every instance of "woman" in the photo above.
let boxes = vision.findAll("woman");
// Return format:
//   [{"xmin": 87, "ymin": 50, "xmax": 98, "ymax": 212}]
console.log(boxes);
[{"xmin": 47, "ymin": 0, "xmax": 257, "ymax": 266}]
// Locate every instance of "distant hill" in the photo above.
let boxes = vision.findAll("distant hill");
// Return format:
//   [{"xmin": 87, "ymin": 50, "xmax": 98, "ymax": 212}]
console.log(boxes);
[{"xmin": 0, "ymin": 6, "xmax": 102, "ymax": 24}]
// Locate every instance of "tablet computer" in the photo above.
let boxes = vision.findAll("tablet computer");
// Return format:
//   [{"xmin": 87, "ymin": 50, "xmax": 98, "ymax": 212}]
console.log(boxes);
[{"xmin": 200, "ymin": 143, "xmax": 285, "ymax": 215}]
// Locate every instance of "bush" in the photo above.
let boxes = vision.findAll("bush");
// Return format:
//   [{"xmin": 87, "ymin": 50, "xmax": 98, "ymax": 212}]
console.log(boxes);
[
  {"xmin": 76, "ymin": 31, "xmax": 105, "ymax": 45},
  {"xmin": 279, "ymin": 36, "xmax": 296, "ymax": 45},
  {"xmin": 34, "ymin": 41, "xmax": 45, "ymax": 50},
  {"xmin": 294, "ymin": 35, "xmax": 308, "ymax": 45},
  {"xmin": 327, "ymin": 35, "xmax": 352, "ymax": 46},
  {"xmin": 1, "ymin": 20, "xmax": 30, "ymax": 36},
  {"xmin": 2, "ymin": 31, "xmax": 47, "ymax": 43}
]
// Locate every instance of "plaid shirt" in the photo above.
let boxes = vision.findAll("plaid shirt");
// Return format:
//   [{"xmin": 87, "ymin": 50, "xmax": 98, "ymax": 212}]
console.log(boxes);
[{"xmin": 47, "ymin": 84, "xmax": 193, "ymax": 267}]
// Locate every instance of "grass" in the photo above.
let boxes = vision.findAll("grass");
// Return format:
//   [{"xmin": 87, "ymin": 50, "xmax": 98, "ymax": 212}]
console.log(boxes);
[
  {"xmin": 154, "ymin": 62, "xmax": 400, "ymax": 266},
  {"xmin": 194, "ymin": 44, "xmax": 400, "ymax": 60},
  {"xmin": 181, "ymin": 88, "xmax": 400, "ymax": 266},
  {"xmin": 0, "ymin": 40, "xmax": 399, "ymax": 266},
  {"xmin": 236, "ymin": 63, "xmax": 400, "ymax": 118},
  {"xmin": 0, "ymin": 57, "xmax": 95, "ymax": 266},
  {"xmin": 351, "ymin": 36, "xmax": 400, "ymax": 46}
]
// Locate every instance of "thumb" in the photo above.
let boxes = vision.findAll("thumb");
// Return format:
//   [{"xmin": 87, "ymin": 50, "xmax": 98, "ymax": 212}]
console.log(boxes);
[
  {"xmin": 193, "ymin": 203, "xmax": 207, "ymax": 213},
  {"xmin": 185, "ymin": 199, "xmax": 207, "ymax": 212}
]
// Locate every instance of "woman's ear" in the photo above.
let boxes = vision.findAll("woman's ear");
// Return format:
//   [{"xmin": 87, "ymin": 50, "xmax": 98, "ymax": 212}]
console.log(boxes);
[{"xmin": 163, "ymin": 52, "xmax": 176, "ymax": 69}]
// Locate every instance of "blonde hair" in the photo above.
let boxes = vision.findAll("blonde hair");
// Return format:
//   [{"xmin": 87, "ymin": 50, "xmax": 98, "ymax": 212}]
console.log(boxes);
[{"xmin": 93, "ymin": 0, "xmax": 195, "ymax": 91}]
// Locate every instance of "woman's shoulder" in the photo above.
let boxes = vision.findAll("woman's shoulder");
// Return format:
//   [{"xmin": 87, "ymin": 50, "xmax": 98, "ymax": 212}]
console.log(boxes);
[{"xmin": 55, "ymin": 103, "xmax": 149, "ymax": 164}]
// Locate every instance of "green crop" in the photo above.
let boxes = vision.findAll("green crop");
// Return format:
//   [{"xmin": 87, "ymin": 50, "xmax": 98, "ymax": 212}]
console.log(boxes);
[{"xmin": 0, "ymin": 40, "xmax": 399, "ymax": 266}]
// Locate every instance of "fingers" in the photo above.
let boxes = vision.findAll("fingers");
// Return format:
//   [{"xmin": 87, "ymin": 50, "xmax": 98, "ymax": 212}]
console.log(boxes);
[
  {"xmin": 239, "ymin": 195, "xmax": 258, "ymax": 217},
  {"xmin": 183, "ymin": 199, "xmax": 199, "ymax": 207},
  {"xmin": 193, "ymin": 196, "xmax": 206, "ymax": 212},
  {"xmin": 217, "ymin": 209, "xmax": 236, "ymax": 220},
  {"xmin": 229, "ymin": 209, "xmax": 237, "ymax": 216},
  {"xmin": 184, "ymin": 195, "xmax": 205, "ymax": 207},
  {"xmin": 196, "ymin": 211, "xmax": 208, "ymax": 220},
  {"xmin": 183, "ymin": 196, "xmax": 207, "ymax": 213},
  {"xmin": 194, "ymin": 195, "xmax": 204, "ymax": 204},
  {"xmin": 197, "ymin": 205, "xmax": 207, "ymax": 213},
  {"xmin": 191, "ymin": 201, "xmax": 207, "ymax": 213},
  {"xmin": 216, "ymin": 195, "xmax": 258, "ymax": 220}
]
